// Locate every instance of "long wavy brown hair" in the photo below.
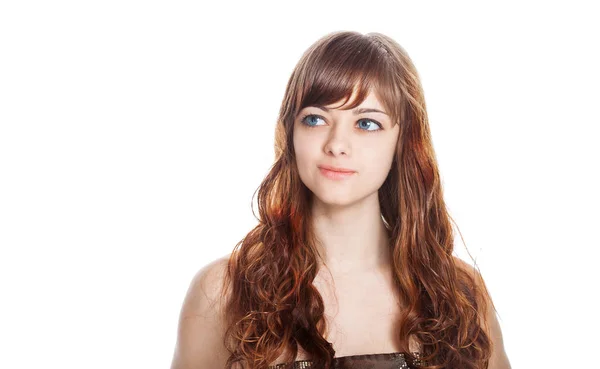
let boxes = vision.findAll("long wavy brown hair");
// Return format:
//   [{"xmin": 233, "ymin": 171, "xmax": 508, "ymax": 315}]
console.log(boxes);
[{"xmin": 219, "ymin": 31, "xmax": 494, "ymax": 369}]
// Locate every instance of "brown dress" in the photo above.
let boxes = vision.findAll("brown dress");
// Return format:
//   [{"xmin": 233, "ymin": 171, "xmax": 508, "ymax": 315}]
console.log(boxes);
[{"xmin": 267, "ymin": 351, "xmax": 424, "ymax": 369}]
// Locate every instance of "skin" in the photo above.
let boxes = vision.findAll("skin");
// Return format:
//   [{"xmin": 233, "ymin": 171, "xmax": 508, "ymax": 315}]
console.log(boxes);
[
  {"xmin": 293, "ymin": 86, "xmax": 399, "ymax": 275},
  {"xmin": 291, "ymin": 85, "xmax": 409, "ymax": 358}
]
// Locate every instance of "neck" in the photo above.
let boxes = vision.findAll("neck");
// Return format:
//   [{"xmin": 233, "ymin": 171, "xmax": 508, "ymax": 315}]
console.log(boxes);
[{"xmin": 310, "ymin": 192, "xmax": 392, "ymax": 276}]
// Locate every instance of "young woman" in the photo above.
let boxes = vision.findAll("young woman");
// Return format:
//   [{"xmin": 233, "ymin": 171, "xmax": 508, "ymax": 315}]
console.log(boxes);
[{"xmin": 170, "ymin": 31, "xmax": 511, "ymax": 369}]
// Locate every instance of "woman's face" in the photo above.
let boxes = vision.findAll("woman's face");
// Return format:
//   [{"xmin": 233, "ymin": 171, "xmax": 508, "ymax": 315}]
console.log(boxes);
[{"xmin": 293, "ymin": 87, "xmax": 400, "ymax": 207}]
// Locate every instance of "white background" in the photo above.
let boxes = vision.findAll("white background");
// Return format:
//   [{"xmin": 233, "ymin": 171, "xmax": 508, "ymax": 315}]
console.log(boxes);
[{"xmin": 1, "ymin": 1, "xmax": 598, "ymax": 368}]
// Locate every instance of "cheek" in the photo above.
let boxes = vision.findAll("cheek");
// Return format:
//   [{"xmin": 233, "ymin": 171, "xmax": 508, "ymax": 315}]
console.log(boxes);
[
  {"xmin": 293, "ymin": 132, "xmax": 317, "ymax": 169},
  {"xmin": 362, "ymin": 138, "xmax": 397, "ymax": 175},
  {"xmin": 382, "ymin": 132, "xmax": 399, "ymax": 164}
]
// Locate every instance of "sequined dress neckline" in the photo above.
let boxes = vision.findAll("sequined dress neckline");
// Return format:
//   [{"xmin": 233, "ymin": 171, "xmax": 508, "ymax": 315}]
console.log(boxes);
[{"xmin": 267, "ymin": 351, "xmax": 423, "ymax": 369}]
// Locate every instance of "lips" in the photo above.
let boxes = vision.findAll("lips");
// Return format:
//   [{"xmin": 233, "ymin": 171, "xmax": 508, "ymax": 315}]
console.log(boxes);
[
  {"xmin": 318, "ymin": 165, "xmax": 356, "ymax": 173},
  {"xmin": 318, "ymin": 166, "xmax": 356, "ymax": 180}
]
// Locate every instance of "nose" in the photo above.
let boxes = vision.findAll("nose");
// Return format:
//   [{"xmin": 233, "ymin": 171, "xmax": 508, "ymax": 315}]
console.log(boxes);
[{"xmin": 323, "ymin": 123, "xmax": 351, "ymax": 156}]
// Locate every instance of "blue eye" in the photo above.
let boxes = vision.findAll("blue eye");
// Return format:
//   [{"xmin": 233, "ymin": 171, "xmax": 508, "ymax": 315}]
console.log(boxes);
[
  {"xmin": 357, "ymin": 119, "xmax": 381, "ymax": 131},
  {"xmin": 302, "ymin": 114, "xmax": 325, "ymax": 127},
  {"xmin": 300, "ymin": 114, "xmax": 383, "ymax": 132}
]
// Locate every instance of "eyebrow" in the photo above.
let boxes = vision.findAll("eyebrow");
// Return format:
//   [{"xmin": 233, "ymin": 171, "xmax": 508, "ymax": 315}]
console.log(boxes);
[{"xmin": 311, "ymin": 106, "xmax": 389, "ymax": 116}]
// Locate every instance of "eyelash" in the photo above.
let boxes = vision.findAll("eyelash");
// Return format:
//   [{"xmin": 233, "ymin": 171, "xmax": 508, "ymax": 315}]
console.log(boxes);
[{"xmin": 298, "ymin": 114, "xmax": 384, "ymax": 132}]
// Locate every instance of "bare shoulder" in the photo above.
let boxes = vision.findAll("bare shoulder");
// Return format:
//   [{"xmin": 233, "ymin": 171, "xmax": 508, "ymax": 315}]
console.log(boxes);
[
  {"xmin": 453, "ymin": 256, "xmax": 512, "ymax": 369},
  {"xmin": 453, "ymin": 256, "xmax": 479, "ymax": 279},
  {"xmin": 188, "ymin": 254, "xmax": 232, "ymax": 312},
  {"xmin": 170, "ymin": 253, "xmax": 234, "ymax": 369}
]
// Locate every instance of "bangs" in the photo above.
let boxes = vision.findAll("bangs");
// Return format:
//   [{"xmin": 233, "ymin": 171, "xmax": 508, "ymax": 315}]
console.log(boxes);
[{"xmin": 293, "ymin": 32, "xmax": 406, "ymax": 127}]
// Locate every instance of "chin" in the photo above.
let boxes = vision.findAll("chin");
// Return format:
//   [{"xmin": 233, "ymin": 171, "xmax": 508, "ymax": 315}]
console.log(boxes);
[{"xmin": 310, "ymin": 188, "xmax": 360, "ymax": 207}]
